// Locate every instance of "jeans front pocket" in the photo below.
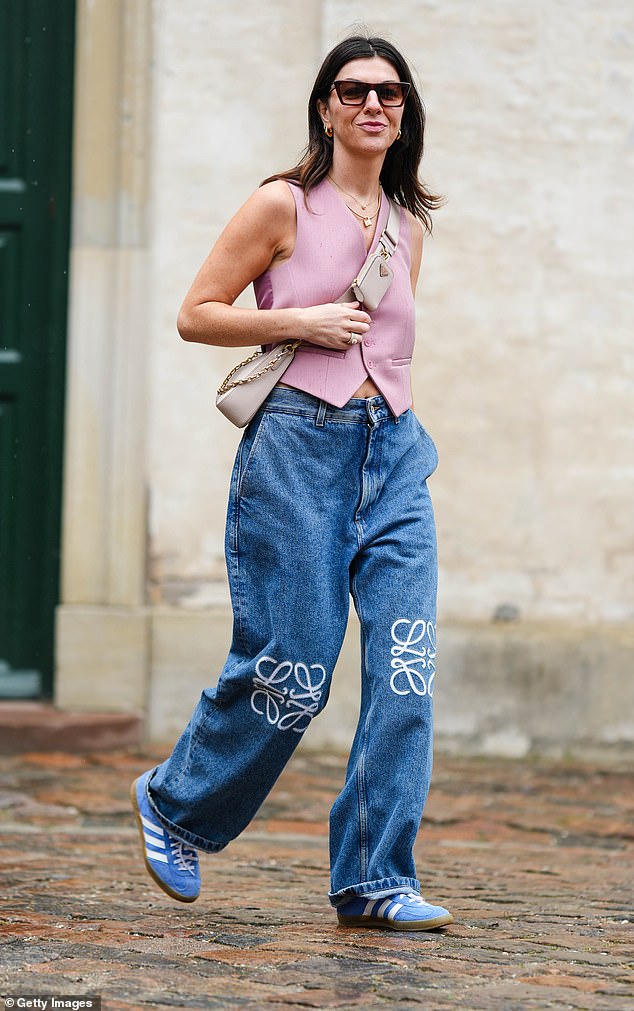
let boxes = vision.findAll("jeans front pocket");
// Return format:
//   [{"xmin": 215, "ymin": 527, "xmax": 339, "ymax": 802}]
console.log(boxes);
[
  {"xmin": 226, "ymin": 411, "xmax": 269, "ymax": 553},
  {"xmin": 411, "ymin": 411, "xmax": 439, "ymax": 476},
  {"xmin": 236, "ymin": 411, "xmax": 270, "ymax": 500}
]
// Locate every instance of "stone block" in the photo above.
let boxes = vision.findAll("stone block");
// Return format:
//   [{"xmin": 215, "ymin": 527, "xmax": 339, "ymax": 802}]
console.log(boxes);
[
  {"xmin": 55, "ymin": 605, "xmax": 150, "ymax": 712},
  {"xmin": 147, "ymin": 606, "xmax": 232, "ymax": 742},
  {"xmin": 434, "ymin": 622, "xmax": 634, "ymax": 758}
]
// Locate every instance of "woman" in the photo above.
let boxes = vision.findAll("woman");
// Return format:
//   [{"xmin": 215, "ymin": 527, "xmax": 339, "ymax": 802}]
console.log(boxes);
[{"xmin": 131, "ymin": 34, "xmax": 453, "ymax": 932}]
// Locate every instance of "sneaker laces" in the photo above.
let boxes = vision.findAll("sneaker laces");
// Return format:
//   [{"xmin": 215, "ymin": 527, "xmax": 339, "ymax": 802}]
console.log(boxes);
[
  {"xmin": 400, "ymin": 892, "xmax": 432, "ymax": 907},
  {"xmin": 170, "ymin": 837, "xmax": 198, "ymax": 875}
]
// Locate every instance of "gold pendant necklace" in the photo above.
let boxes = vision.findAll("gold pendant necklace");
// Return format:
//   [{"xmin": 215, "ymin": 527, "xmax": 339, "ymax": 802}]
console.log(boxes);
[
  {"xmin": 346, "ymin": 202, "xmax": 380, "ymax": 227},
  {"xmin": 328, "ymin": 175, "xmax": 381, "ymax": 216}
]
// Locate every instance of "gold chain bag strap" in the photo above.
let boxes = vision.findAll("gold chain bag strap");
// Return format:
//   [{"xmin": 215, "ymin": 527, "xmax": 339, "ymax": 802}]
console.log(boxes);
[
  {"xmin": 216, "ymin": 340, "xmax": 302, "ymax": 428},
  {"xmin": 216, "ymin": 199, "xmax": 401, "ymax": 427}
]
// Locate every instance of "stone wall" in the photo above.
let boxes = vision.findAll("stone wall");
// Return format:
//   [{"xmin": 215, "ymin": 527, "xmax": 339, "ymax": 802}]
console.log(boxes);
[{"xmin": 57, "ymin": 0, "xmax": 634, "ymax": 757}]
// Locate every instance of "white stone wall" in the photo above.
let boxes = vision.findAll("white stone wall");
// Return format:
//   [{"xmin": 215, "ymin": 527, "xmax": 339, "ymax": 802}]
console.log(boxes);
[
  {"xmin": 59, "ymin": 0, "xmax": 634, "ymax": 754},
  {"xmin": 148, "ymin": 0, "xmax": 634, "ymax": 623}
]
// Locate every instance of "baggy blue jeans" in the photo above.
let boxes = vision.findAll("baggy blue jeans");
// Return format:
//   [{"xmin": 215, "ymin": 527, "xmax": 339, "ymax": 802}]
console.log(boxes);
[{"xmin": 147, "ymin": 386, "xmax": 439, "ymax": 906}]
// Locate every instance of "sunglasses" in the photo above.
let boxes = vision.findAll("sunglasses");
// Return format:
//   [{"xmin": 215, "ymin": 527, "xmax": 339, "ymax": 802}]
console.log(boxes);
[{"xmin": 331, "ymin": 79, "xmax": 410, "ymax": 108}]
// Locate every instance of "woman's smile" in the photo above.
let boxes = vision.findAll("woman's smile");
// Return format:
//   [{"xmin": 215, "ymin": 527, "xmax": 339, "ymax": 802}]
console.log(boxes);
[{"xmin": 356, "ymin": 120, "xmax": 388, "ymax": 133}]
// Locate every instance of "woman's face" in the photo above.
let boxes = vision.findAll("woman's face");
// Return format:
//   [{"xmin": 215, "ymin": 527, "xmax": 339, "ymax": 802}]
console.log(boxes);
[{"xmin": 318, "ymin": 56, "xmax": 405, "ymax": 158}]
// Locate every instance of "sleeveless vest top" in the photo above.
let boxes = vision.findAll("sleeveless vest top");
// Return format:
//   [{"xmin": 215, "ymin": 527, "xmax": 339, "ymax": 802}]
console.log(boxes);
[{"xmin": 253, "ymin": 179, "xmax": 415, "ymax": 417}]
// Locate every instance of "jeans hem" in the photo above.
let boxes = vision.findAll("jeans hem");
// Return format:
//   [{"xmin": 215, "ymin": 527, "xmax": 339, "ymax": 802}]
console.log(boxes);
[
  {"xmin": 145, "ymin": 768, "xmax": 227, "ymax": 854},
  {"xmin": 328, "ymin": 876, "xmax": 420, "ymax": 908}
]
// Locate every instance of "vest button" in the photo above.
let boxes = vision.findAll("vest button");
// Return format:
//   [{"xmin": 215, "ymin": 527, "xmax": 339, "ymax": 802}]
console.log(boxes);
[
  {"xmin": 363, "ymin": 338, "xmax": 373, "ymax": 347},
  {"xmin": 367, "ymin": 360, "xmax": 374, "ymax": 369}
]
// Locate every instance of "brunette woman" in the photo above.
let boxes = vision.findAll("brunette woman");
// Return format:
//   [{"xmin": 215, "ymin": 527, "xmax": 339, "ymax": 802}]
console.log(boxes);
[{"xmin": 131, "ymin": 34, "xmax": 453, "ymax": 931}]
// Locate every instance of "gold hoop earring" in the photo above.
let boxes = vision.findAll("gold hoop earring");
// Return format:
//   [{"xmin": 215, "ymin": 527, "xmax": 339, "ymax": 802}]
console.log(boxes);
[
  {"xmin": 324, "ymin": 123, "xmax": 333, "ymax": 138},
  {"xmin": 397, "ymin": 129, "xmax": 402, "ymax": 140}
]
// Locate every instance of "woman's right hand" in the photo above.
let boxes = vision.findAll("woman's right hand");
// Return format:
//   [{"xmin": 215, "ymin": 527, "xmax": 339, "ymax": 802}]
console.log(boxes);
[{"xmin": 297, "ymin": 301, "xmax": 371, "ymax": 349}]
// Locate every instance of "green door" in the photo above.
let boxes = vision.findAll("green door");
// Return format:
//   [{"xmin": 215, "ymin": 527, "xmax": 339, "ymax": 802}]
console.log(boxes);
[{"xmin": 0, "ymin": 1, "xmax": 75, "ymax": 698}]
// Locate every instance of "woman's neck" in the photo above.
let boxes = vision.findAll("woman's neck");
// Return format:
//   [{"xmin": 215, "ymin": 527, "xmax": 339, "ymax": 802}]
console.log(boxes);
[{"xmin": 328, "ymin": 151, "xmax": 385, "ymax": 203}]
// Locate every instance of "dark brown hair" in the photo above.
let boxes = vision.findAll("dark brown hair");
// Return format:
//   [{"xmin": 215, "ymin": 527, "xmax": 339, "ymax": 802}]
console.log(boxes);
[{"xmin": 261, "ymin": 35, "xmax": 443, "ymax": 233}]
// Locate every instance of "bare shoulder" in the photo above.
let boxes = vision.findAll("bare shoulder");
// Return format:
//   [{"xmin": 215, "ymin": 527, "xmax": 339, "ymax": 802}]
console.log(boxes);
[
  {"xmin": 245, "ymin": 179, "xmax": 296, "ymax": 221},
  {"xmin": 402, "ymin": 209, "xmax": 424, "ymax": 294},
  {"xmin": 403, "ymin": 208, "xmax": 424, "ymax": 251},
  {"xmin": 240, "ymin": 179, "xmax": 296, "ymax": 265},
  {"xmin": 240, "ymin": 180, "xmax": 296, "ymax": 259}
]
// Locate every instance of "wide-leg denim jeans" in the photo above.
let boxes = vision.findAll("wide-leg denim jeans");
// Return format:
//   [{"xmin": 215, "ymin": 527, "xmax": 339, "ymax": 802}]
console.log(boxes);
[{"xmin": 147, "ymin": 386, "xmax": 439, "ymax": 906}]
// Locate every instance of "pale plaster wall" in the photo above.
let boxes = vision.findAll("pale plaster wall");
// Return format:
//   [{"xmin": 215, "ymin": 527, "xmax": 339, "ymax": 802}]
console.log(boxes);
[
  {"xmin": 148, "ymin": 1, "xmax": 322, "ymax": 601},
  {"xmin": 59, "ymin": 0, "xmax": 634, "ymax": 754},
  {"xmin": 148, "ymin": 0, "xmax": 634, "ymax": 625}
]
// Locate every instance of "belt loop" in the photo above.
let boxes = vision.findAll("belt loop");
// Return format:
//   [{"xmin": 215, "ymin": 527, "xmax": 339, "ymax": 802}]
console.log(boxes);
[{"xmin": 316, "ymin": 400, "xmax": 327, "ymax": 427}]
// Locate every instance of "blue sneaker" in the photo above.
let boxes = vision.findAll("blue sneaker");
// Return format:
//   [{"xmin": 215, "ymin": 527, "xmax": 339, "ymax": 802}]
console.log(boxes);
[
  {"xmin": 130, "ymin": 772, "xmax": 200, "ymax": 902},
  {"xmin": 337, "ymin": 892, "xmax": 453, "ymax": 931}
]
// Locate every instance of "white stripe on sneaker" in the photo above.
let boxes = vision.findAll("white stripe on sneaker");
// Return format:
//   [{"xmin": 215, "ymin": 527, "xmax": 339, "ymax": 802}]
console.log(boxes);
[
  {"xmin": 363, "ymin": 899, "xmax": 376, "ymax": 916},
  {"xmin": 386, "ymin": 902, "xmax": 403, "ymax": 921},
  {"xmin": 141, "ymin": 813, "xmax": 163, "ymax": 836},
  {"xmin": 376, "ymin": 899, "xmax": 392, "ymax": 918},
  {"xmin": 146, "ymin": 850, "xmax": 168, "ymax": 863},
  {"xmin": 143, "ymin": 831, "xmax": 165, "ymax": 848}
]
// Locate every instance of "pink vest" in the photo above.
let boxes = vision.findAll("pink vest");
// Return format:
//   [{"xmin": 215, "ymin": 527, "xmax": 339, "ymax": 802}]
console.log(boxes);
[{"xmin": 253, "ymin": 179, "xmax": 415, "ymax": 416}]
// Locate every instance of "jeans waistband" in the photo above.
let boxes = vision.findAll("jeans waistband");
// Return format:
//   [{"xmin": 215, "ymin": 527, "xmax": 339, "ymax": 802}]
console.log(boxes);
[{"xmin": 262, "ymin": 386, "xmax": 396, "ymax": 425}]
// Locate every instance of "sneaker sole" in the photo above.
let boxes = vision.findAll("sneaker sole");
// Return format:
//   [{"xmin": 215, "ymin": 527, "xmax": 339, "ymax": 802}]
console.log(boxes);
[
  {"xmin": 337, "ymin": 912, "xmax": 454, "ymax": 931},
  {"xmin": 130, "ymin": 778, "xmax": 199, "ymax": 903}
]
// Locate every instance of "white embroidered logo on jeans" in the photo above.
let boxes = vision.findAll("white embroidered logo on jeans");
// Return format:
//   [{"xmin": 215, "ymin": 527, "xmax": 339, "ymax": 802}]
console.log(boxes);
[
  {"xmin": 251, "ymin": 656, "xmax": 326, "ymax": 732},
  {"xmin": 389, "ymin": 619, "xmax": 436, "ymax": 697}
]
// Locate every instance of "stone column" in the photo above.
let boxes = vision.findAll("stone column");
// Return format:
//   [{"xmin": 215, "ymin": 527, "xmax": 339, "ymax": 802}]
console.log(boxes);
[{"xmin": 56, "ymin": 0, "xmax": 153, "ymax": 712}]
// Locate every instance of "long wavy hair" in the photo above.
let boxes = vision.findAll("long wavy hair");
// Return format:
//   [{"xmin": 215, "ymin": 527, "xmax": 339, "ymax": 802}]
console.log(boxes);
[{"xmin": 261, "ymin": 35, "xmax": 443, "ymax": 233}]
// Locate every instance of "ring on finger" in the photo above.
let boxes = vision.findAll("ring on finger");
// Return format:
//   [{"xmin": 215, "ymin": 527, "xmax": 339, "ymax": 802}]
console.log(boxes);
[{"xmin": 346, "ymin": 333, "xmax": 359, "ymax": 345}]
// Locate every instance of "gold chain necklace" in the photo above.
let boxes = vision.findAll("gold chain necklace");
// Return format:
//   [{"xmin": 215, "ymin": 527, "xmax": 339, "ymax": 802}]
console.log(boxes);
[
  {"xmin": 328, "ymin": 175, "xmax": 380, "ymax": 209},
  {"xmin": 345, "ymin": 201, "xmax": 381, "ymax": 227},
  {"xmin": 328, "ymin": 176, "xmax": 381, "ymax": 227}
]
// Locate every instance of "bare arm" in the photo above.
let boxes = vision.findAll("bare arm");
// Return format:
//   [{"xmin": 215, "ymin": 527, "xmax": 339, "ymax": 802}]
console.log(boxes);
[{"xmin": 177, "ymin": 180, "xmax": 371, "ymax": 349}]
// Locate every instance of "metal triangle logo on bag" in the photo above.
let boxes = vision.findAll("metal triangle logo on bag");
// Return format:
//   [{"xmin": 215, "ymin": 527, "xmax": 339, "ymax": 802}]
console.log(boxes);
[{"xmin": 379, "ymin": 263, "xmax": 390, "ymax": 277}]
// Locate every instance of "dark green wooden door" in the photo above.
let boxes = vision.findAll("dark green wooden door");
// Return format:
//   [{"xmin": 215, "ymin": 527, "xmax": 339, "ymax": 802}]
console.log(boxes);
[{"xmin": 0, "ymin": 1, "xmax": 75, "ymax": 697}]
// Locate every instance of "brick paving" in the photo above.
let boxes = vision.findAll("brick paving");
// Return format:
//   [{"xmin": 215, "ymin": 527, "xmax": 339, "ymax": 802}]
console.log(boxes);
[{"xmin": 0, "ymin": 748, "xmax": 632, "ymax": 1010}]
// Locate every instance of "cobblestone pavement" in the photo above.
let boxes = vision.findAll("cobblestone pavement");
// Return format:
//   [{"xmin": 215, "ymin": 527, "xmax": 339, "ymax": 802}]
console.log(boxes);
[{"xmin": 0, "ymin": 748, "xmax": 632, "ymax": 1010}]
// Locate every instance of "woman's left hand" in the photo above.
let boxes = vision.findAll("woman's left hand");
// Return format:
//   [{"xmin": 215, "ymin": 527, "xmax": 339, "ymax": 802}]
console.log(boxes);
[{"xmin": 294, "ymin": 300, "xmax": 371, "ymax": 349}]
